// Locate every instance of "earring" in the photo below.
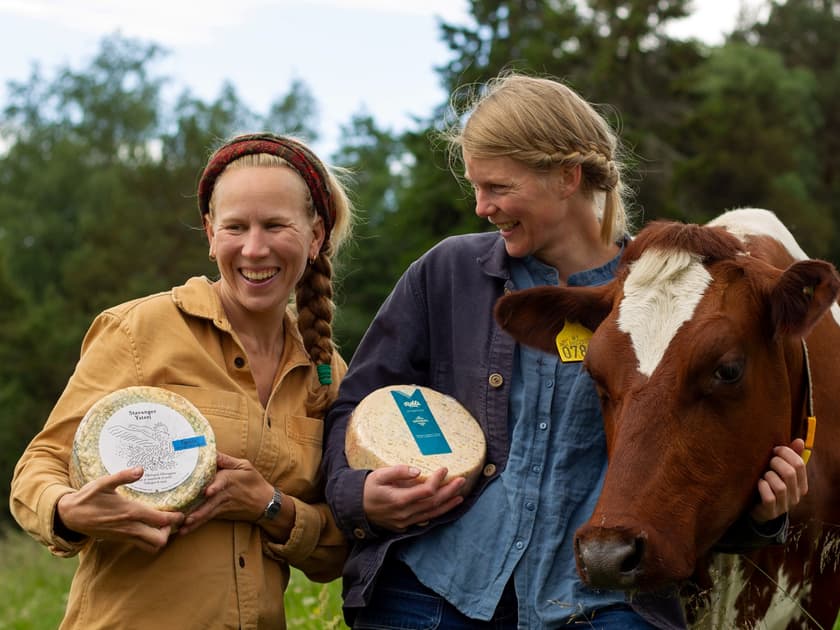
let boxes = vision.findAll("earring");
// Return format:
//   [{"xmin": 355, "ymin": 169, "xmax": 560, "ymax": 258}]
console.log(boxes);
[{"xmin": 309, "ymin": 255, "xmax": 316, "ymax": 265}]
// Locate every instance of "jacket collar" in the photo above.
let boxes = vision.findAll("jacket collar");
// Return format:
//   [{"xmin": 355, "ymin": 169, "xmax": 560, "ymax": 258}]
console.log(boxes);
[
  {"xmin": 170, "ymin": 276, "xmax": 309, "ymax": 360},
  {"xmin": 476, "ymin": 233, "xmax": 510, "ymax": 280},
  {"xmin": 171, "ymin": 276, "xmax": 232, "ymax": 331}
]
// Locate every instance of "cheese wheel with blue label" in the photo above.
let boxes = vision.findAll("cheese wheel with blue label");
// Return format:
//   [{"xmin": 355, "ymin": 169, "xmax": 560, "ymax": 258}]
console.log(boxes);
[
  {"xmin": 69, "ymin": 386, "xmax": 217, "ymax": 512},
  {"xmin": 345, "ymin": 385, "xmax": 487, "ymax": 496}
]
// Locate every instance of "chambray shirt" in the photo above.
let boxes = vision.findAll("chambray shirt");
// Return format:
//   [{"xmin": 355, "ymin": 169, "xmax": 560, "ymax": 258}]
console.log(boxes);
[{"xmin": 399, "ymin": 252, "xmax": 625, "ymax": 627}]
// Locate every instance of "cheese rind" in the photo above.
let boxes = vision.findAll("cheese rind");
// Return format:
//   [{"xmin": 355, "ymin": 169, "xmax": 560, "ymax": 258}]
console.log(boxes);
[
  {"xmin": 70, "ymin": 386, "xmax": 217, "ymax": 512},
  {"xmin": 346, "ymin": 385, "xmax": 486, "ymax": 496}
]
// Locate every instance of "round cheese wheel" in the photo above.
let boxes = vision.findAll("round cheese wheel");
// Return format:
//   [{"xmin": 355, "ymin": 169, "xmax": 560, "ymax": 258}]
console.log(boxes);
[
  {"xmin": 70, "ymin": 386, "xmax": 217, "ymax": 512},
  {"xmin": 346, "ymin": 385, "xmax": 486, "ymax": 496}
]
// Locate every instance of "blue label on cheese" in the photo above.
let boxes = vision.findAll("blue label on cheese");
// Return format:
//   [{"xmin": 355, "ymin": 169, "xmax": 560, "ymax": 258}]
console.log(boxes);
[
  {"xmin": 391, "ymin": 389, "xmax": 453, "ymax": 455},
  {"xmin": 172, "ymin": 435, "xmax": 207, "ymax": 451}
]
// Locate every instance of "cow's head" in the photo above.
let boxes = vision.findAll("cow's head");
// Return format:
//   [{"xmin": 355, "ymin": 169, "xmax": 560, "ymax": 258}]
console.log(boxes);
[{"xmin": 494, "ymin": 220, "xmax": 840, "ymax": 591}]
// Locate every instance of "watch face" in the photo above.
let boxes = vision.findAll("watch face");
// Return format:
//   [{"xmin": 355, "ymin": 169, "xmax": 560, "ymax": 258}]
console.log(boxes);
[{"xmin": 264, "ymin": 489, "xmax": 282, "ymax": 520}]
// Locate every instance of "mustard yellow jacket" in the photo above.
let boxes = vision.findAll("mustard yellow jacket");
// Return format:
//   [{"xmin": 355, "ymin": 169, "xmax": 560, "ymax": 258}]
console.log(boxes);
[{"xmin": 10, "ymin": 276, "xmax": 348, "ymax": 629}]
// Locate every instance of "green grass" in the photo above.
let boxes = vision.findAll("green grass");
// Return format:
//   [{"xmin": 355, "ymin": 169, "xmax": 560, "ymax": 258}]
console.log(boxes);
[{"xmin": 0, "ymin": 527, "xmax": 347, "ymax": 630}]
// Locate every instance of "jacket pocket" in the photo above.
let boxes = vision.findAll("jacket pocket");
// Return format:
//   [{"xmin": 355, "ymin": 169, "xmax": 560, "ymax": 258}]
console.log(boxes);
[{"xmin": 163, "ymin": 385, "xmax": 248, "ymax": 457}]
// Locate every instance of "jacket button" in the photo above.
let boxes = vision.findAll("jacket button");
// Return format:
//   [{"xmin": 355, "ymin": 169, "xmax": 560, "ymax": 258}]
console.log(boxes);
[
  {"xmin": 488, "ymin": 373, "xmax": 504, "ymax": 388},
  {"xmin": 483, "ymin": 463, "xmax": 497, "ymax": 477},
  {"xmin": 353, "ymin": 528, "xmax": 366, "ymax": 540},
  {"xmin": 234, "ymin": 356, "xmax": 245, "ymax": 368}
]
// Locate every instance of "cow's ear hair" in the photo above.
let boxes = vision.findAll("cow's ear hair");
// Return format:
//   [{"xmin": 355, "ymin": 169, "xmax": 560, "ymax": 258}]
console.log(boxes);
[
  {"xmin": 494, "ymin": 284, "xmax": 615, "ymax": 355},
  {"xmin": 769, "ymin": 259, "xmax": 840, "ymax": 338}
]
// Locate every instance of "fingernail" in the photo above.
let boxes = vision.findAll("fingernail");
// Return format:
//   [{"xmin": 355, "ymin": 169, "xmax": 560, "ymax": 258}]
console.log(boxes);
[{"xmin": 409, "ymin": 467, "xmax": 420, "ymax": 476}]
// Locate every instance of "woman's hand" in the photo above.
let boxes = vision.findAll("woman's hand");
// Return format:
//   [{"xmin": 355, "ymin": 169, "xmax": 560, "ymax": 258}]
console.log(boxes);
[
  {"xmin": 178, "ymin": 452, "xmax": 273, "ymax": 536},
  {"xmin": 56, "ymin": 467, "xmax": 184, "ymax": 553},
  {"xmin": 750, "ymin": 438, "xmax": 808, "ymax": 523},
  {"xmin": 362, "ymin": 465, "xmax": 465, "ymax": 532}
]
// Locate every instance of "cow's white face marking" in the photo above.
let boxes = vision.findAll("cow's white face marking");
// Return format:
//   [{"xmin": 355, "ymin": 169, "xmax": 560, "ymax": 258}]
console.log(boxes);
[{"xmin": 618, "ymin": 248, "xmax": 711, "ymax": 377}]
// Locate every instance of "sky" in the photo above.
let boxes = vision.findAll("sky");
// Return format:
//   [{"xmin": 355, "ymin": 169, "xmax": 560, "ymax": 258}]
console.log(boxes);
[{"xmin": 0, "ymin": 0, "xmax": 749, "ymax": 156}]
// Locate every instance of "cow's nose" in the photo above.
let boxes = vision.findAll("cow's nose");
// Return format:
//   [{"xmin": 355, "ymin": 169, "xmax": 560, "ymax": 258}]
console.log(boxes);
[{"xmin": 575, "ymin": 532, "xmax": 646, "ymax": 590}]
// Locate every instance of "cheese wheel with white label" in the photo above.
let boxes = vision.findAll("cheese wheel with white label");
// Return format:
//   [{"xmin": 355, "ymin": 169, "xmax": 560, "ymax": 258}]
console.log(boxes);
[
  {"xmin": 69, "ymin": 386, "xmax": 217, "ymax": 512},
  {"xmin": 346, "ymin": 385, "xmax": 486, "ymax": 496}
]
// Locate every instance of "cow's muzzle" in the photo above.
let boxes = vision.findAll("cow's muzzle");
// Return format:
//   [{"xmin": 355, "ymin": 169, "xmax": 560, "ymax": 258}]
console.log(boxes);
[{"xmin": 574, "ymin": 526, "xmax": 648, "ymax": 590}]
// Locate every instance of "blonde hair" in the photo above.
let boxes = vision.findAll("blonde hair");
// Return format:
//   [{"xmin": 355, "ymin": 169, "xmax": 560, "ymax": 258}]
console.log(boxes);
[
  {"xmin": 208, "ymin": 152, "xmax": 354, "ymax": 415},
  {"xmin": 445, "ymin": 73, "xmax": 630, "ymax": 244}
]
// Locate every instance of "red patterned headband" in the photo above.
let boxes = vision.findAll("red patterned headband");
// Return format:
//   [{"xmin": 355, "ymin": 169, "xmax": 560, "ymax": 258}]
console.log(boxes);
[{"xmin": 197, "ymin": 133, "xmax": 335, "ymax": 243}]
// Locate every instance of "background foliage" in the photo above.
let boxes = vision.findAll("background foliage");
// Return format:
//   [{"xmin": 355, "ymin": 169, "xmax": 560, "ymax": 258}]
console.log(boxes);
[{"xmin": 2, "ymin": 0, "xmax": 839, "ymax": 624}]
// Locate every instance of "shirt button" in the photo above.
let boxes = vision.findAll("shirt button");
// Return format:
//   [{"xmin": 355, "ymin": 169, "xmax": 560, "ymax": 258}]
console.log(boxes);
[
  {"xmin": 531, "ymin": 465, "xmax": 541, "ymax": 473},
  {"xmin": 546, "ymin": 380, "xmax": 554, "ymax": 388},
  {"xmin": 539, "ymin": 422, "xmax": 548, "ymax": 430},
  {"xmin": 234, "ymin": 356, "xmax": 246, "ymax": 368},
  {"xmin": 483, "ymin": 463, "xmax": 497, "ymax": 477},
  {"xmin": 488, "ymin": 373, "xmax": 504, "ymax": 388},
  {"xmin": 353, "ymin": 528, "xmax": 366, "ymax": 540},
  {"xmin": 515, "ymin": 541, "xmax": 525, "ymax": 550},
  {"xmin": 525, "ymin": 502, "xmax": 535, "ymax": 511}
]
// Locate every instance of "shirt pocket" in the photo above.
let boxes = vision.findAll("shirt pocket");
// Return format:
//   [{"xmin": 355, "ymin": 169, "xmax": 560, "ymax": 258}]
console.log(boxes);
[
  {"xmin": 163, "ymin": 385, "xmax": 248, "ymax": 457},
  {"xmin": 281, "ymin": 414, "xmax": 324, "ymax": 498}
]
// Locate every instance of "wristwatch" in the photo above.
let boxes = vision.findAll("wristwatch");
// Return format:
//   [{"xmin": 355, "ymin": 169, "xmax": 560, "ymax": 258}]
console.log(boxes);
[{"xmin": 260, "ymin": 488, "xmax": 282, "ymax": 522}]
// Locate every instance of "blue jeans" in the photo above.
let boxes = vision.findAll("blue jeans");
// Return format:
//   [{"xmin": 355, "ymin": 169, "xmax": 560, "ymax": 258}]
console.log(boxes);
[
  {"xmin": 352, "ymin": 560, "xmax": 517, "ymax": 629},
  {"xmin": 556, "ymin": 605, "xmax": 660, "ymax": 629},
  {"xmin": 351, "ymin": 561, "xmax": 658, "ymax": 629}
]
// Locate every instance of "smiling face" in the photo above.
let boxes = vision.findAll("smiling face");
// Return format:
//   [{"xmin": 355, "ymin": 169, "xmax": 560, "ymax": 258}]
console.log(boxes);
[
  {"xmin": 464, "ymin": 152, "xmax": 586, "ymax": 268},
  {"xmin": 205, "ymin": 165, "xmax": 324, "ymax": 322}
]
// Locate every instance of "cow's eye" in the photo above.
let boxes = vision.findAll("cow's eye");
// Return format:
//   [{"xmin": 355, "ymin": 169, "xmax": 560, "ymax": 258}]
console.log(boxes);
[{"xmin": 713, "ymin": 360, "xmax": 743, "ymax": 384}]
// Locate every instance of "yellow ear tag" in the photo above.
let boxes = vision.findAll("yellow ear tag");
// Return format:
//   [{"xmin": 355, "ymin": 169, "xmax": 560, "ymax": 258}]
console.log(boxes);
[{"xmin": 554, "ymin": 320, "xmax": 593, "ymax": 363}]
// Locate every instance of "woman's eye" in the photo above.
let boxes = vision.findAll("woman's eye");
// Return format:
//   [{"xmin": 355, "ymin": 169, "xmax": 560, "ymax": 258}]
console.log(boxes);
[{"xmin": 713, "ymin": 361, "xmax": 743, "ymax": 384}]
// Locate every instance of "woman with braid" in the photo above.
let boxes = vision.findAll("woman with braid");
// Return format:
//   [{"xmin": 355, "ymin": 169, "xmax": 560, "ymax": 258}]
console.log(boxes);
[
  {"xmin": 322, "ymin": 73, "xmax": 808, "ymax": 629},
  {"xmin": 11, "ymin": 133, "xmax": 354, "ymax": 629}
]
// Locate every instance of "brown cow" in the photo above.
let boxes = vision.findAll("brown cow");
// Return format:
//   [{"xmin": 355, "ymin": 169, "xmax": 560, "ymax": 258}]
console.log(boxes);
[{"xmin": 494, "ymin": 209, "xmax": 840, "ymax": 629}]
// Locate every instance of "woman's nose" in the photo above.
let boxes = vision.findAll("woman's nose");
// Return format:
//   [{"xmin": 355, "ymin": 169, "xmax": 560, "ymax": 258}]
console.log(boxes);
[
  {"xmin": 474, "ymin": 190, "xmax": 494, "ymax": 218},
  {"xmin": 242, "ymin": 228, "xmax": 269, "ymax": 257}
]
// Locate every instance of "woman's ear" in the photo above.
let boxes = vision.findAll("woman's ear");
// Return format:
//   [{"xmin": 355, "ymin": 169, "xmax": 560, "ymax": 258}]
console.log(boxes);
[
  {"xmin": 203, "ymin": 215, "xmax": 214, "ymax": 242},
  {"xmin": 558, "ymin": 164, "xmax": 583, "ymax": 199},
  {"xmin": 309, "ymin": 216, "xmax": 326, "ymax": 260},
  {"xmin": 204, "ymin": 215, "xmax": 216, "ymax": 257}
]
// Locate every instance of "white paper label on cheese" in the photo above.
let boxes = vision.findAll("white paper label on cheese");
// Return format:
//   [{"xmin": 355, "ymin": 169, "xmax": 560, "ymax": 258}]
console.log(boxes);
[{"xmin": 99, "ymin": 402, "xmax": 202, "ymax": 493}]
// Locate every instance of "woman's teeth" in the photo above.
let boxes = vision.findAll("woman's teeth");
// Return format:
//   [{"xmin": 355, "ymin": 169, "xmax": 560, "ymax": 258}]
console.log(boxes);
[{"xmin": 242, "ymin": 269, "xmax": 277, "ymax": 281}]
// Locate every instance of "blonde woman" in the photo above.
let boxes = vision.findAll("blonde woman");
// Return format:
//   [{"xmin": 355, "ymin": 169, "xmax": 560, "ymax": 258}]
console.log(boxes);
[{"xmin": 11, "ymin": 133, "xmax": 354, "ymax": 629}]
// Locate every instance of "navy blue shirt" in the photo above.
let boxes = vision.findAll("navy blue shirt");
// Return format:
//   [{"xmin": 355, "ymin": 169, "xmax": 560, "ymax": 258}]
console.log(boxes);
[{"xmin": 399, "ymin": 252, "xmax": 624, "ymax": 625}]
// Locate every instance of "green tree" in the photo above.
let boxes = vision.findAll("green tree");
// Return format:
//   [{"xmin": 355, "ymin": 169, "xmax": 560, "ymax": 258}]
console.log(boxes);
[
  {"xmin": 670, "ymin": 42, "xmax": 831, "ymax": 255},
  {"xmin": 264, "ymin": 78, "xmax": 320, "ymax": 143},
  {"xmin": 737, "ymin": 0, "xmax": 840, "ymax": 262},
  {"xmin": 331, "ymin": 114, "xmax": 406, "ymax": 355}
]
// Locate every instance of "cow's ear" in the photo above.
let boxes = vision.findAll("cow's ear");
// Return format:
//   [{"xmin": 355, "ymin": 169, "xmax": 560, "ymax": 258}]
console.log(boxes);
[
  {"xmin": 769, "ymin": 259, "xmax": 840, "ymax": 338},
  {"xmin": 494, "ymin": 284, "xmax": 616, "ymax": 355}
]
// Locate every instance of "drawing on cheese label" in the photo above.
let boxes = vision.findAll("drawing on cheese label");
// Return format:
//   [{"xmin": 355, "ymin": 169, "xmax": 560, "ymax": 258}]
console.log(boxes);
[{"xmin": 99, "ymin": 403, "xmax": 202, "ymax": 493}]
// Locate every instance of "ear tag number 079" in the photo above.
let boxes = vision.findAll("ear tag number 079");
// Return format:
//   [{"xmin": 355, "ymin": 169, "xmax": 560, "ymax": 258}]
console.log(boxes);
[{"xmin": 555, "ymin": 320, "xmax": 593, "ymax": 363}]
